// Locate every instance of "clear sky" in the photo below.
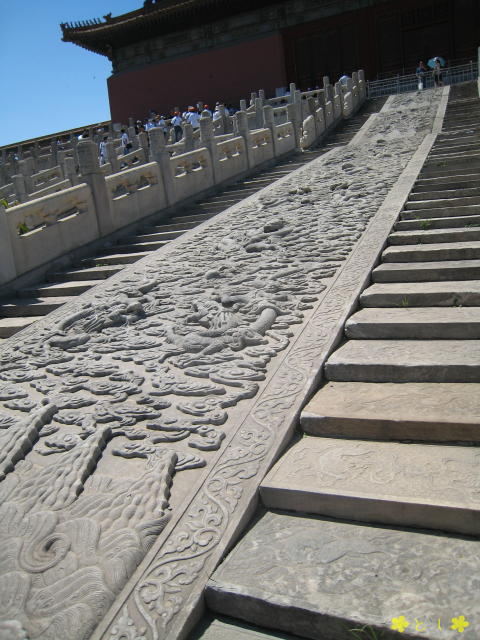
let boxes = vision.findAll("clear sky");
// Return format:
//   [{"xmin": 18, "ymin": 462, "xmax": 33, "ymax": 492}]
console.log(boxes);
[{"xmin": 0, "ymin": 0, "xmax": 142, "ymax": 147}]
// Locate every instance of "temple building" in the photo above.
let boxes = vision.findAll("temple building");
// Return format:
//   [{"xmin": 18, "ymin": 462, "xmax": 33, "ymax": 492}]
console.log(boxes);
[{"xmin": 62, "ymin": 0, "xmax": 479, "ymax": 122}]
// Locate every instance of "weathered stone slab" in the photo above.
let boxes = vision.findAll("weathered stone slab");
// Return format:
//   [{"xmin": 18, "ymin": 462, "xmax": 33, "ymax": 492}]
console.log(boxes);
[
  {"xmin": 404, "ymin": 194, "xmax": 480, "ymax": 209},
  {"xmin": 395, "ymin": 214, "xmax": 480, "ymax": 231},
  {"xmin": 382, "ymin": 241, "xmax": 480, "ymax": 262},
  {"xmin": 206, "ymin": 510, "xmax": 480, "ymax": 640},
  {"xmin": 360, "ymin": 280, "xmax": 480, "ymax": 307},
  {"xmin": 0, "ymin": 94, "xmax": 443, "ymax": 640},
  {"xmin": 301, "ymin": 381, "xmax": 480, "ymax": 441},
  {"xmin": 373, "ymin": 259, "xmax": 480, "ymax": 282},
  {"xmin": 0, "ymin": 316, "xmax": 42, "ymax": 337},
  {"xmin": 260, "ymin": 437, "xmax": 480, "ymax": 534},
  {"xmin": 388, "ymin": 227, "xmax": 480, "ymax": 245},
  {"xmin": 326, "ymin": 340, "xmax": 480, "ymax": 382},
  {"xmin": 345, "ymin": 307, "xmax": 480, "ymax": 339},
  {"xmin": 191, "ymin": 615, "xmax": 304, "ymax": 640},
  {"xmin": 401, "ymin": 203, "xmax": 480, "ymax": 219}
]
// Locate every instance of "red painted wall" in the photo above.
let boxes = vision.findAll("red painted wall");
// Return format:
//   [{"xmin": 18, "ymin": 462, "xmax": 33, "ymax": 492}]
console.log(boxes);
[{"xmin": 108, "ymin": 34, "xmax": 286, "ymax": 122}]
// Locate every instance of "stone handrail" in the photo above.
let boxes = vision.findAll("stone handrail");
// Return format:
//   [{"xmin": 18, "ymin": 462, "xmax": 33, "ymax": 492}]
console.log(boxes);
[{"xmin": 0, "ymin": 69, "xmax": 366, "ymax": 288}]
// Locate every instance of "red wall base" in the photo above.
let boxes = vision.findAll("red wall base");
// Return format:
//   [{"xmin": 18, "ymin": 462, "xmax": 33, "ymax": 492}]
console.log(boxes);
[{"xmin": 108, "ymin": 34, "xmax": 286, "ymax": 123}]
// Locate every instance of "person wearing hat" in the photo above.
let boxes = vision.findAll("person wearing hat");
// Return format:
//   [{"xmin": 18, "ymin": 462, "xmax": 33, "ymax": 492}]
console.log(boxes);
[{"xmin": 186, "ymin": 106, "xmax": 200, "ymax": 129}]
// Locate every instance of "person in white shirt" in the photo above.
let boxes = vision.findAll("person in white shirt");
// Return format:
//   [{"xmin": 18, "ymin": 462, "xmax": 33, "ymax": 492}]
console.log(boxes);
[
  {"xmin": 171, "ymin": 113, "xmax": 183, "ymax": 141},
  {"xmin": 186, "ymin": 108, "xmax": 200, "ymax": 129},
  {"xmin": 121, "ymin": 129, "xmax": 130, "ymax": 155},
  {"xmin": 99, "ymin": 136, "xmax": 108, "ymax": 165}
]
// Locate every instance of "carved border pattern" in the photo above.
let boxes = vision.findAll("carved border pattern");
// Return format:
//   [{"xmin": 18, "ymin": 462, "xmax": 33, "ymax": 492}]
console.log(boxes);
[{"xmin": 101, "ymin": 136, "xmax": 439, "ymax": 637}]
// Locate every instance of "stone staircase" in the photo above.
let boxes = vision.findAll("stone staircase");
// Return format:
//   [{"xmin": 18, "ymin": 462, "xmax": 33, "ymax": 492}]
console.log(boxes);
[
  {"xmin": 198, "ymin": 84, "xmax": 480, "ymax": 639},
  {"xmin": 0, "ymin": 98, "xmax": 385, "ymax": 342}
]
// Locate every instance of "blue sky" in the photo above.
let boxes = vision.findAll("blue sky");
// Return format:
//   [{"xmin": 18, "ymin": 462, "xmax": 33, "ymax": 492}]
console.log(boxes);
[{"xmin": 0, "ymin": 0, "xmax": 141, "ymax": 147}]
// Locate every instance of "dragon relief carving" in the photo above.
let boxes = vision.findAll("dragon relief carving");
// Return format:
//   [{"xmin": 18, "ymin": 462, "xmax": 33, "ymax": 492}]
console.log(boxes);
[{"xmin": 0, "ymin": 97, "xmax": 443, "ymax": 640}]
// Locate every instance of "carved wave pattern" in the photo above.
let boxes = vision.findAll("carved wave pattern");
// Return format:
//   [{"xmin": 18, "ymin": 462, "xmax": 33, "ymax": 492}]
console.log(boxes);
[{"xmin": 0, "ymin": 93, "xmax": 441, "ymax": 639}]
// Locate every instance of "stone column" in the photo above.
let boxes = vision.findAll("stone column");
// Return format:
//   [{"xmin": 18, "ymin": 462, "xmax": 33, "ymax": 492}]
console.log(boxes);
[
  {"xmin": 239, "ymin": 99, "xmax": 247, "ymax": 112},
  {"xmin": 333, "ymin": 83, "xmax": 343, "ymax": 120},
  {"xmin": 0, "ymin": 203, "xmax": 17, "ymax": 285},
  {"xmin": 255, "ymin": 97, "xmax": 264, "ymax": 129},
  {"xmin": 77, "ymin": 140, "xmax": 115, "ymax": 236},
  {"xmin": 200, "ymin": 116, "xmax": 219, "ymax": 183},
  {"xmin": 128, "ymin": 126, "xmax": 138, "ymax": 150},
  {"xmin": 128, "ymin": 116, "xmax": 135, "ymax": 127},
  {"xmin": 149, "ymin": 127, "xmax": 176, "ymax": 206},
  {"xmin": 137, "ymin": 131, "xmax": 149, "ymax": 158},
  {"xmin": 306, "ymin": 97, "xmax": 319, "ymax": 138},
  {"xmin": 50, "ymin": 141, "xmax": 58, "ymax": 167},
  {"xmin": 234, "ymin": 111, "xmax": 254, "ymax": 169},
  {"xmin": 358, "ymin": 69, "xmax": 367, "ymax": 100},
  {"xmin": 250, "ymin": 92, "xmax": 257, "ymax": 107},
  {"xmin": 18, "ymin": 160, "xmax": 34, "ymax": 194},
  {"xmin": 182, "ymin": 123, "xmax": 194, "ymax": 152},
  {"xmin": 351, "ymin": 72, "xmax": 360, "ymax": 108},
  {"xmin": 220, "ymin": 105, "xmax": 232, "ymax": 134},
  {"xmin": 263, "ymin": 105, "xmax": 277, "ymax": 156},
  {"xmin": 106, "ymin": 141, "xmax": 120, "ymax": 173},
  {"xmin": 12, "ymin": 175, "xmax": 27, "ymax": 203},
  {"xmin": 287, "ymin": 102, "xmax": 301, "ymax": 150},
  {"xmin": 65, "ymin": 157, "xmax": 79, "ymax": 186},
  {"xmin": 288, "ymin": 83, "xmax": 296, "ymax": 103}
]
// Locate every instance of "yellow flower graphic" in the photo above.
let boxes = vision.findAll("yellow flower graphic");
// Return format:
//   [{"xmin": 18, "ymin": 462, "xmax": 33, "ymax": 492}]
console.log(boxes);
[
  {"xmin": 391, "ymin": 616, "xmax": 409, "ymax": 633},
  {"xmin": 451, "ymin": 616, "xmax": 470, "ymax": 633}
]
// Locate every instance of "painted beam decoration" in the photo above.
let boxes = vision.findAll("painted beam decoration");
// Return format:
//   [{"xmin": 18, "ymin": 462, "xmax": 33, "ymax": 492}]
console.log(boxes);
[{"xmin": 0, "ymin": 90, "xmax": 440, "ymax": 640}]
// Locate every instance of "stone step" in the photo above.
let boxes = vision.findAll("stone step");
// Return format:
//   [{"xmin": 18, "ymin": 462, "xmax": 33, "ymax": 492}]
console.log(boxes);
[
  {"xmin": 206, "ymin": 510, "xmax": 480, "ymax": 640},
  {"xmin": 110, "ymin": 240, "xmax": 169, "ymax": 253},
  {"xmin": 404, "ymin": 194, "xmax": 480, "ymax": 210},
  {"xmin": 429, "ymin": 142, "xmax": 480, "ymax": 156},
  {"xmin": 408, "ymin": 186, "xmax": 480, "ymax": 201},
  {"xmin": 47, "ymin": 264, "xmax": 124, "ymax": 282},
  {"xmin": 134, "ymin": 229, "xmax": 187, "ymax": 242},
  {"xmin": 373, "ymin": 259, "xmax": 480, "ymax": 282},
  {"xmin": 395, "ymin": 214, "xmax": 480, "ymax": 231},
  {"xmin": 382, "ymin": 241, "xmax": 480, "ymax": 263},
  {"xmin": 0, "ymin": 316, "xmax": 43, "ymax": 337},
  {"xmin": 87, "ymin": 252, "xmax": 150, "ymax": 265},
  {"xmin": 420, "ymin": 164, "xmax": 480, "ymax": 178},
  {"xmin": 0, "ymin": 297, "xmax": 72, "ymax": 317},
  {"xmin": 169, "ymin": 212, "xmax": 212, "ymax": 224},
  {"xmin": 301, "ymin": 380, "xmax": 480, "ymax": 442},
  {"xmin": 192, "ymin": 615, "xmax": 302, "ymax": 640},
  {"xmin": 325, "ymin": 339, "xmax": 480, "ymax": 383},
  {"xmin": 401, "ymin": 203, "xmax": 480, "ymax": 219},
  {"xmin": 360, "ymin": 280, "xmax": 480, "ymax": 307},
  {"xmin": 345, "ymin": 307, "xmax": 480, "ymax": 339},
  {"xmin": 413, "ymin": 174, "xmax": 480, "ymax": 191},
  {"xmin": 149, "ymin": 220, "xmax": 197, "ymax": 232},
  {"xmin": 261, "ymin": 437, "xmax": 480, "ymax": 535},
  {"xmin": 17, "ymin": 280, "xmax": 99, "ymax": 298},
  {"xmin": 388, "ymin": 227, "xmax": 480, "ymax": 245}
]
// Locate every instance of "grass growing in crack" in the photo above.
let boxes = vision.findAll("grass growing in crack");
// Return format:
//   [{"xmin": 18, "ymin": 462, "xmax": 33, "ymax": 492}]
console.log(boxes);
[
  {"xmin": 396, "ymin": 297, "xmax": 410, "ymax": 308},
  {"xmin": 346, "ymin": 624, "xmax": 385, "ymax": 640},
  {"xmin": 419, "ymin": 219, "xmax": 432, "ymax": 230}
]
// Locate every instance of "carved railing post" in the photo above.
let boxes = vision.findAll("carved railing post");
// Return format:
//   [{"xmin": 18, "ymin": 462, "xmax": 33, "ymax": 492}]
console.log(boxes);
[
  {"xmin": 287, "ymin": 102, "xmax": 302, "ymax": 150},
  {"xmin": 239, "ymin": 98, "xmax": 247, "ymax": 112},
  {"xmin": 0, "ymin": 203, "xmax": 16, "ymax": 285},
  {"xmin": 149, "ymin": 127, "xmax": 176, "ymax": 206},
  {"xmin": 254, "ymin": 97, "xmax": 264, "ymax": 129},
  {"xmin": 234, "ymin": 110, "xmax": 254, "ymax": 169},
  {"xmin": 128, "ymin": 126, "xmax": 138, "ymax": 150},
  {"xmin": 288, "ymin": 82, "xmax": 296, "ymax": 103},
  {"xmin": 12, "ymin": 174, "xmax": 27, "ymax": 203},
  {"xmin": 77, "ymin": 140, "xmax": 115, "ymax": 236},
  {"xmin": 106, "ymin": 141, "xmax": 120, "ymax": 173},
  {"xmin": 137, "ymin": 131, "xmax": 149, "ymax": 158},
  {"xmin": 182, "ymin": 123, "xmax": 195, "ymax": 152},
  {"xmin": 263, "ymin": 105, "xmax": 278, "ymax": 156},
  {"xmin": 200, "ymin": 115, "xmax": 219, "ymax": 183},
  {"xmin": 18, "ymin": 160, "xmax": 34, "ymax": 194},
  {"xmin": 333, "ymin": 82, "xmax": 343, "ymax": 120},
  {"xmin": 65, "ymin": 157, "xmax": 79, "ymax": 186}
]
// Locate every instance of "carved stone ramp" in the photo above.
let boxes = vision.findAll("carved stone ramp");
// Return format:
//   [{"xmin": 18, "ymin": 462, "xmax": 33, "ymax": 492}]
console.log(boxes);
[
  {"xmin": 0, "ymin": 88, "xmax": 437, "ymax": 640},
  {"xmin": 0, "ymin": 97, "xmax": 385, "ymax": 343},
  {"xmin": 202, "ymin": 84, "xmax": 480, "ymax": 639}
]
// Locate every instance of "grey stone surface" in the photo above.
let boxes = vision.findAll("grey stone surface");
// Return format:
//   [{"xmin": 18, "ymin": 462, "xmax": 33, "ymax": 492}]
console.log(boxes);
[
  {"xmin": 206, "ymin": 510, "xmax": 480, "ymax": 640},
  {"xmin": 190, "ymin": 615, "xmax": 304, "ymax": 640},
  {"xmin": 388, "ymin": 227, "xmax": 480, "ymax": 245},
  {"xmin": 301, "ymin": 381, "xmax": 480, "ymax": 441},
  {"xmin": 401, "ymin": 203, "xmax": 480, "ymax": 219},
  {"xmin": 360, "ymin": 280, "xmax": 480, "ymax": 307},
  {"xmin": 395, "ymin": 213, "xmax": 480, "ymax": 230},
  {"xmin": 0, "ymin": 316, "xmax": 41, "ymax": 337},
  {"xmin": 345, "ymin": 306, "xmax": 480, "ymax": 339},
  {"xmin": 261, "ymin": 437, "xmax": 480, "ymax": 534},
  {"xmin": 0, "ymin": 92, "xmax": 442, "ymax": 640},
  {"xmin": 326, "ymin": 339, "xmax": 480, "ymax": 382},
  {"xmin": 404, "ymin": 194, "xmax": 480, "ymax": 209},
  {"xmin": 372, "ymin": 259, "xmax": 480, "ymax": 282},
  {"xmin": 382, "ymin": 241, "xmax": 480, "ymax": 263}
]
